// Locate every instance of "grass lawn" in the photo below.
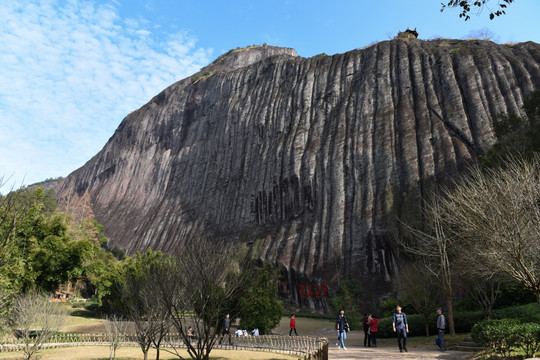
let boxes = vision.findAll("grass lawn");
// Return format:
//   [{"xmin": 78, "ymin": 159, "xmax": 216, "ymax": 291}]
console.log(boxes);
[
  {"xmin": 0, "ymin": 346, "xmax": 299, "ymax": 360},
  {"xmin": 272, "ymin": 316, "xmax": 334, "ymax": 336}
]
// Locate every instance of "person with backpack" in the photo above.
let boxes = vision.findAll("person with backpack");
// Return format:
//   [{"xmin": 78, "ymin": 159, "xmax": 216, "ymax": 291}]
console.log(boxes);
[{"xmin": 392, "ymin": 305, "xmax": 409, "ymax": 352}]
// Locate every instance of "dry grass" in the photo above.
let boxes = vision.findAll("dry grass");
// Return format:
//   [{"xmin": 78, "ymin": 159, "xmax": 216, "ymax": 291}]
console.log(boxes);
[
  {"xmin": 61, "ymin": 319, "xmax": 106, "ymax": 333},
  {"xmin": 0, "ymin": 312, "xmax": 321, "ymax": 359},
  {"xmin": 273, "ymin": 317, "xmax": 333, "ymax": 336},
  {"xmin": 59, "ymin": 314, "xmax": 334, "ymax": 336},
  {"xmin": 0, "ymin": 346, "xmax": 299, "ymax": 360}
]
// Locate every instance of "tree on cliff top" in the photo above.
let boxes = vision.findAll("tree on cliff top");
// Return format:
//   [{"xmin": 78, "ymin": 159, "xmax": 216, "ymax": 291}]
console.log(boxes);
[{"xmin": 441, "ymin": 0, "xmax": 514, "ymax": 20}]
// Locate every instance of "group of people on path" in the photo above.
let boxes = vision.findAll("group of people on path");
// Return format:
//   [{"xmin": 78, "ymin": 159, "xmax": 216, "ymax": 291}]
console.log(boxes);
[
  {"xmin": 220, "ymin": 305, "xmax": 447, "ymax": 353},
  {"xmin": 361, "ymin": 312, "xmax": 379, "ymax": 347},
  {"xmin": 336, "ymin": 305, "xmax": 447, "ymax": 353}
]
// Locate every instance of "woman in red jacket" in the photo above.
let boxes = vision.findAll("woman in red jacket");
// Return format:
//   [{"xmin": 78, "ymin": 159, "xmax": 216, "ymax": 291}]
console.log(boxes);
[
  {"xmin": 289, "ymin": 314, "xmax": 298, "ymax": 336},
  {"xmin": 367, "ymin": 314, "xmax": 379, "ymax": 347}
]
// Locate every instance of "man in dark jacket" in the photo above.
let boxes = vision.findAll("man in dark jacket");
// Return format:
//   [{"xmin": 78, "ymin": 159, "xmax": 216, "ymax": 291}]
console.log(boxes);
[
  {"xmin": 362, "ymin": 313, "xmax": 369, "ymax": 347},
  {"xmin": 220, "ymin": 314, "xmax": 231, "ymax": 345},
  {"xmin": 336, "ymin": 309, "xmax": 350, "ymax": 350}
]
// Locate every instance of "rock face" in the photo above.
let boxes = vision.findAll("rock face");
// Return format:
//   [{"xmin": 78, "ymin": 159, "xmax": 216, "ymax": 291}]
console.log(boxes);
[{"xmin": 57, "ymin": 40, "xmax": 540, "ymax": 308}]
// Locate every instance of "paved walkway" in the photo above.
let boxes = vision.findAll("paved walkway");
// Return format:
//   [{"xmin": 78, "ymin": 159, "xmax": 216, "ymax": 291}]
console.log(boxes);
[
  {"xmin": 308, "ymin": 329, "xmax": 473, "ymax": 359},
  {"xmin": 328, "ymin": 345, "xmax": 472, "ymax": 359}
]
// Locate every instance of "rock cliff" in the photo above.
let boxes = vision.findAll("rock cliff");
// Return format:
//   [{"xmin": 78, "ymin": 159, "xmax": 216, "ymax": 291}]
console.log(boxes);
[{"xmin": 57, "ymin": 40, "xmax": 540, "ymax": 308}]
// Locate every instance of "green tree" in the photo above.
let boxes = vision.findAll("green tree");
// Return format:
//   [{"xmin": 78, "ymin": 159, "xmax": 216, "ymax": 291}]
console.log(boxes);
[
  {"xmin": 1, "ymin": 184, "xmax": 126, "ymax": 307},
  {"xmin": 0, "ymin": 187, "xmax": 48, "ymax": 295},
  {"xmin": 481, "ymin": 90, "xmax": 540, "ymax": 167},
  {"xmin": 237, "ymin": 261, "xmax": 283, "ymax": 335},
  {"xmin": 89, "ymin": 254, "xmax": 130, "ymax": 312},
  {"xmin": 328, "ymin": 279, "xmax": 363, "ymax": 329},
  {"xmin": 19, "ymin": 211, "xmax": 95, "ymax": 292},
  {"xmin": 441, "ymin": 0, "xmax": 514, "ymax": 21}
]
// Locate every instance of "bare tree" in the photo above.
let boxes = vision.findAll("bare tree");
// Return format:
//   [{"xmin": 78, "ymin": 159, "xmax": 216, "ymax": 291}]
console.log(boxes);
[
  {"xmin": 461, "ymin": 275, "xmax": 502, "ymax": 319},
  {"xmin": 152, "ymin": 239, "xmax": 245, "ymax": 360},
  {"xmin": 104, "ymin": 315, "xmax": 129, "ymax": 360},
  {"xmin": 441, "ymin": 156, "xmax": 540, "ymax": 307},
  {"xmin": 396, "ymin": 263, "xmax": 442, "ymax": 336},
  {"xmin": 122, "ymin": 263, "xmax": 171, "ymax": 360},
  {"xmin": 399, "ymin": 197, "xmax": 457, "ymax": 336},
  {"xmin": 9, "ymin": 289, "xmax": 68, "ymax": 360}
]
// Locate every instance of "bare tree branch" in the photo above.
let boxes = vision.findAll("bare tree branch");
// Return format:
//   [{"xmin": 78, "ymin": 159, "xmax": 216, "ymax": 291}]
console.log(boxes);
[
  {"xmin": 398, "ymin": 196, "xmax": 457, "ymax": 335},
  {"xmin": 441, "ymin": 155, "xmax": 540, "ymax": 306},
  {"xmin": 151, "ymin": 239, "xmax": 245, "ymax": 360},
  {"xmin": 9, "ymin": 290, "xmax": 68, "ymax": 360}
]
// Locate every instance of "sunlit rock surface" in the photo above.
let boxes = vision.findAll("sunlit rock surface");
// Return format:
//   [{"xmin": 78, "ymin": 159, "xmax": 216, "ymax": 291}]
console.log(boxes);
[{"xmin": 57, "ymin": 40, "xmax": 540, "ymax": 308}]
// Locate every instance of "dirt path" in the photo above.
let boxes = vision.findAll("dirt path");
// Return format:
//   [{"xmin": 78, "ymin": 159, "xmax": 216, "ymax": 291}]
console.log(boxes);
[
  {"xmin": 307, "ymin": 327, "xmax": 473, "ymax": 360},
  {"xmin": 328, "ymin": 345, "xmax": 472, "ymax": 359}
]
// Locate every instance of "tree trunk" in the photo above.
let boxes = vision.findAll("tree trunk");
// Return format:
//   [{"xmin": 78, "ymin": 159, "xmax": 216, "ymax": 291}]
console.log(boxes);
[
  {"xmin": 447, "ymin": 293, "xmax": 456, "ymax": 336},
  {"xmin": 423, "ymin": 314, "xmax": 430, "ymax": 336}
]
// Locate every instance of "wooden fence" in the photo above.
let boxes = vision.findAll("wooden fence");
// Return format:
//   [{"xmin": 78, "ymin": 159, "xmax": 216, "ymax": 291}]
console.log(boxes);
[{"xmin": 0, "ymin": 333, "xmax": 328, "ymax": 360}]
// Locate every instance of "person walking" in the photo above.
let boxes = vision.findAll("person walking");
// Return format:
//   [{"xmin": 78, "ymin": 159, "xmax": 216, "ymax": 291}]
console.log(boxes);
[
  {"xmin": 220, "ymin": 313, "xmax": 231, "ymax": 345},
  {"xmin": 436, "ymin": 307, "xmax": 447, "ymax": 351},
  {"xmin": 367, "ymin": 314, "xmax": 379, "ymax": 347},
  {"xmin": 289, "ymin": 314, "xmax": 298, "ymax": 336},
  {"xmin": 392, "ymin": 305, "xmax": 409, "ymax": 352},
  {"xmin": 336, "ymin": 309, "xmax": 350, "ymax": 350},
  {"xmin": 186, "ymin": 327, "xmax": 194, "ymax": 345},
  {"xmin": 362, "ymin": 313, "xmax": 369, "ymax": 347}
]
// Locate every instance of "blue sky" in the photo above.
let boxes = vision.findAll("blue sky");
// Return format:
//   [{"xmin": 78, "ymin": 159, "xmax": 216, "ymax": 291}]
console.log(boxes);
[{"xmin": 1, "ymin": 0, "xmax": 539, "ymax": 192}]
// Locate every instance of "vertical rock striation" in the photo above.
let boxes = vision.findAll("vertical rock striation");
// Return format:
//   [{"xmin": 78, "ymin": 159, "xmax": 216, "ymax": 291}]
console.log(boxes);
[{"xmin": 57, "ymin": 40, "xmax": 540, "ymax": 306}]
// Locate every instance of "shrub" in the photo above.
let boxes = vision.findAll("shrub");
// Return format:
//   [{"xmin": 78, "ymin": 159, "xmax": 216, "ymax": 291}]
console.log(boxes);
[
  {"xmin": 471, "ymin": 319, "xmax": 520, "ymax": 357},
  {"xmin": 310, "ymin": 53, "xmax": 327, "ymax": 60},
  {"xmin": 452, "ymin": 310, "xmax": 484, "ymax": 333},
  {"xmin": 472, "ymin": 319, "xmax": 540, "ymax": 358},
  {"xmin": 191, "ymin": 71, "xmax": 214, "ymax": 84},
  {"xmin": 514, "ymin": 323, "xmax": 540, "ymax": 358},
  {"xmin": 493, "ymin": 303, "xmax": 540, "ymax": 322},
  {"xmin": 379, "ymin": 298, "xmax": 404, "ymax": 318},
  {"xmin": 395, "ymin": 31, "xmax": 416, "ymax": 39}
]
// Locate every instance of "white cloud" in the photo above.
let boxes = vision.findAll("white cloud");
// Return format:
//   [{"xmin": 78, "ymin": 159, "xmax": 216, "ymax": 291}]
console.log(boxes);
[{"xmin": 0, "ymin": 0, "xmax": 211, "ymax": 192}]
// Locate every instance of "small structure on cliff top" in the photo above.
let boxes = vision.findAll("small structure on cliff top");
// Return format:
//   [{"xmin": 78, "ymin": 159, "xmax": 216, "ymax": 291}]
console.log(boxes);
[{"xmin": 396, "ymin": 27, "xmax": 419, "ymax": 39}]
